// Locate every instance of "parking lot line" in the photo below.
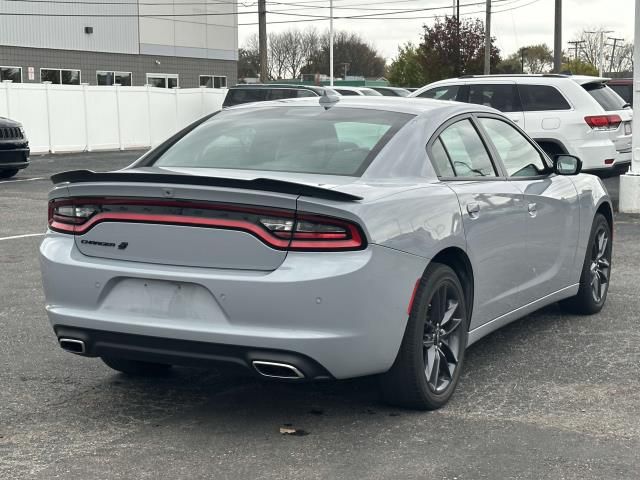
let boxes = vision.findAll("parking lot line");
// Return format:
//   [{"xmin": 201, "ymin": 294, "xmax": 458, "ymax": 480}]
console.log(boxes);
[
  {"xmin": 0, "ymin": 232, "xmax": 44, "ymax": 241},
  {"xmin": 0, "ymin": 177, "xmax": 46, "ymax": 184}
]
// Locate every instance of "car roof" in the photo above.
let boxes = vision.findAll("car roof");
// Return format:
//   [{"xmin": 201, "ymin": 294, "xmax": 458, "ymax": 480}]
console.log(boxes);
[
  {"xmin": 224, "ymin": 95, "xmax": 498, "ymax": 117},
  {"xmin": 373, "ymin": 86, "xmax": 409, "ymax": 91},
  {"xmin": 229, "ymin": 84, "xmax": 325, "ymax": 93}
]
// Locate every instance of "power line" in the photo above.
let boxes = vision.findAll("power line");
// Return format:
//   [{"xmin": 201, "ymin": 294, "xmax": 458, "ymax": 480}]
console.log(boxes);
[{"xmin": 238, "ymin": 0, "xmax": 542, "ymax": 24}]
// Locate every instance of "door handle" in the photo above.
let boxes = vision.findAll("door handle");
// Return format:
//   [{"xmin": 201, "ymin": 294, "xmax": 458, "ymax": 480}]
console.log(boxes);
[
  {"xmin": 511, "ymin": 118, "xmax": 520, "ymax": 123},
  {"xmin": 467, "ymin": 202, "xmax": 480, "ymax": 218},
  {"xmin": 528, "ymin": 202, "xmax": 537, "ymax": 217}
]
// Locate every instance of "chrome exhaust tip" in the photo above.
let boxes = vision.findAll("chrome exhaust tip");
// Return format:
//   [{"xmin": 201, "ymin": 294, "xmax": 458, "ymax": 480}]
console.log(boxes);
[
  {"xmin": 58, "ymin": 338, "xmax": 86, "ymax": 355},
  {"xmin": 252, "ymin": 360, "xmax": 305, "ymax": 379}
]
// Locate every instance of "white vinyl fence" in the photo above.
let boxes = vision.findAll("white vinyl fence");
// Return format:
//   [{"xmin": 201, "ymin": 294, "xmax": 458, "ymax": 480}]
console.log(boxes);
[{"xmin": 0, "ymin": 82, "xmax": 227, "ymax": 154}]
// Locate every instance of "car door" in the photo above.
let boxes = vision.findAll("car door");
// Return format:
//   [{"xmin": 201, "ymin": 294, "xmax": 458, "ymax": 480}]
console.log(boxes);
[
  {"xmin": 517, "ymin": 83, "xmax": 574, "ymax": 142},
  {"xmin": 429, "ymin": 116, "xmax": 528, "ymax": 329},
  {"xmin": 466, "ymin": 82, "xmax": 525, "ymax": 126},
  {"xmin": 476, "ymin": 114, "xmax": 580, "ymax": 303}
]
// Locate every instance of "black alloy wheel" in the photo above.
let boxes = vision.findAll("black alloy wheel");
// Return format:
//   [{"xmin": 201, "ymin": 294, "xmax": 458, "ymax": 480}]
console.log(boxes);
[{"xmin": 381, "ymin": 263, "xmax": 469, "ymax": 410}]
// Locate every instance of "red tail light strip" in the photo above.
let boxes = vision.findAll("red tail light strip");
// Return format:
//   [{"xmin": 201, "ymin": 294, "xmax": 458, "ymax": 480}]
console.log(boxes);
[{"xmin": 48, "ymin": 198, "xmax": 365, "ymax": 251}]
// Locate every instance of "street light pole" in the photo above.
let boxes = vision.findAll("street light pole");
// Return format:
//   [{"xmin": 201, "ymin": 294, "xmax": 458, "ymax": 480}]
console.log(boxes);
[{"xmin": 618, "ymin": 0, "xmax": 640, "ymax": 212}]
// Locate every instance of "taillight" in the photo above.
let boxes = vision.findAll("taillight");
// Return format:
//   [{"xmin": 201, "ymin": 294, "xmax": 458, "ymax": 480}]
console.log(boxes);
[
  {"xmin": 258, "ymin": 213, "xmax": 363, "ymax": 250},
  {"xmin": 584, "ymin": 115, "xmax": 622, "ymax": 130},
  {"xmin": 48, "ymin": 198, "xmax": 365, "ymax": 251}
]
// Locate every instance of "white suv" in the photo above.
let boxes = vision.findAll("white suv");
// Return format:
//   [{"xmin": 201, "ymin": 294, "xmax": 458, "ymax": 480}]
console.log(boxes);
[{"xmin": 410, "ymin": 75, "xmax": 632, "ymax": 172}]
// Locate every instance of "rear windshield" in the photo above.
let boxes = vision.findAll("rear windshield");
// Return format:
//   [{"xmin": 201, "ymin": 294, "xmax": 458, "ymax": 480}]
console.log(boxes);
[
  {"xmin": 153, "ymin": 107, "xmax": 413, "ymax": 176},
  {"xmin": 583, "ymin": 83, "xmax": 628, "ymax": 111}
]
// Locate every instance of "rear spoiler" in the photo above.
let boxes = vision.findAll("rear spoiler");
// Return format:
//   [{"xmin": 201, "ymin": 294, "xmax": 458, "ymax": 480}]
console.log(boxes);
[{"xmin": 50, "ymin": 170, "xmax": 363, "ymax": 202}]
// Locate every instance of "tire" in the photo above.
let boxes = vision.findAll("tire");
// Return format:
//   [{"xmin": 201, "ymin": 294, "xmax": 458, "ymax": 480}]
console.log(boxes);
[
  {"xmin": 101, "ymin": 356, "xmax": 172, "ymax": 376},
  {"xmin": 0, "ymin": 169, "xmax": 19, "ymax": 179},
  {"xmin": 560, "ymin": 213, "xmax": 612, "ymax": 315},
  {"xmin": 380, "ymin": 263, "xmax": 469, "ymax": 410}
]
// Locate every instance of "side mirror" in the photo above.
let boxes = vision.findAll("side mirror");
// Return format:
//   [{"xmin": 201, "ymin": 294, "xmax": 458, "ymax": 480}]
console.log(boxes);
[{"xmin": 553, "ymin": 154, "xmax": 582, "ymax": 175}]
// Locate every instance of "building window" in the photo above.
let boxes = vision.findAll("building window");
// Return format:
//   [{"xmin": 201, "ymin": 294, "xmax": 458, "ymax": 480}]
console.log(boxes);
[
  {"xmin": 41, "ymin": 68, "xmax": 81, "ymax": 85},
  {"xmin": 97, "ymin": 71, "xmax": 132, "ymax": 86},
  {"xmin": 146, "ymin": 74, "xmax": 179, "ymax": 89},
  {"xmin": 0, "ymin": 66, "xmax": 22, "ymax": 83},
  {"xmin": 200, "ymin": 75, "xmax": 227, "ymax": 88}
]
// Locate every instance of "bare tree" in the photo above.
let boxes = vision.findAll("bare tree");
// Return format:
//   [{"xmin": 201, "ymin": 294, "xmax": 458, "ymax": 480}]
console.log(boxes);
[
  {"xmin": 573, "ymin": 30, "xmax": 633, "ymax": 74},
  {"xmin": 268, "ymin": 32, "xmax": 289, "ymax": 80},
  {"xmin": 282, "ymin": 30, "xmax": 306, "ymax": 79}
]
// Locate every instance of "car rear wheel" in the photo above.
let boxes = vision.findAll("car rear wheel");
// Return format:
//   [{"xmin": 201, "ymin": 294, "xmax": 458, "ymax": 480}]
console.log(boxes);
[
  {"xmin": 0, "ymin": 169, "xmax": 19, "ymax": 179},
  {"xmin": 560, "ymin": 213, "xmax": 612, "ymax": 314},
  {"xmin": 380, "ymin": 263, "xmax": 469, "ymax": 410},
  {"xmin": 101, "ymin": 356, "xmax": 172, "ymax": 376}
]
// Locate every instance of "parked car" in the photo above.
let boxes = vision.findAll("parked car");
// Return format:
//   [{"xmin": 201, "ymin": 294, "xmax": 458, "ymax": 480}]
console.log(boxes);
[
  {"xmin": 411, "ymin": 74, "xmax": 632, "ymax": 172},
  {"xmin": 223, "ymin": 84, "xmax": 336, "ymax": 107},
  {"xmin": 41, "ymin": 96, "xmax": 612, "ymax": 410},
  {"xmin": 0, "ymin": 117, "xmax": 29, "ymax": 179},
  {"xmin": 370, "ymin": 86, "xmax": 410, "ymax": 97},
  {"xmin": 607, "ymin": 78, "xmax": 633, "ymax": 105},
  {"xmin": 332, "ymin": 86, "xmax": 382, "ymax": 96}
]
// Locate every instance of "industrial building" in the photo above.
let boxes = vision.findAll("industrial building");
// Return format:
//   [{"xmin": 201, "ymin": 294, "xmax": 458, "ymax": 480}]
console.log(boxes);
[{"xmin": 0, "ymin": 0, "xmax": 238, "ymax": 88}]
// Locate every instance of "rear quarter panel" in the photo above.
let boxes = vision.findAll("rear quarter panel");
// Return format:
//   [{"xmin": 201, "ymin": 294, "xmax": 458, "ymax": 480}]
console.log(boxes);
[{"xmin": 570, "ymin": 173, "xmax": 612, "ymax": 280}]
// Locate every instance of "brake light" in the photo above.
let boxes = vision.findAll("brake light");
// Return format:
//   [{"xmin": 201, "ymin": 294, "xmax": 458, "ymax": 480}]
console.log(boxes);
[
  {"xmin": 584, "ymin": 115, "xmax": 622, "ymax": 130},
  {"xmin": 48, "ymin": 197, "xmax": 365, "ymax": 251},
  {"xmin": 259, "ymin": 213, "xmax": 363, "ymax": 250}
]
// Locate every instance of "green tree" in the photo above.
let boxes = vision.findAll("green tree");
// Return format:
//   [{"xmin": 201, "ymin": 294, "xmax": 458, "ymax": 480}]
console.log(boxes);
[
  {"xmin": 418, "ymin": 16, "xmax": 501, "ymax": 83},
  {"xmin": 495, "ymin": 54, "xmax": 523, "ymax": 74},
  {"xmin": 387, "ymin": 43, "xmax": 427, "ymax": 87},
  {"xmin": 518, "ymin": 44, "xmax": 553, "ymax": 73},
  {"xmin": 561, "ymin": 59, "xmax": 599, "ymax": 76}
]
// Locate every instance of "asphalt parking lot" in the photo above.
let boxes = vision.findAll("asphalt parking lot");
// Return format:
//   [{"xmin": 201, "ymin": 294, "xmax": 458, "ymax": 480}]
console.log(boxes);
[{"xmin": 1, "ymin": 152, "xmax": 639, "ymax": 479}]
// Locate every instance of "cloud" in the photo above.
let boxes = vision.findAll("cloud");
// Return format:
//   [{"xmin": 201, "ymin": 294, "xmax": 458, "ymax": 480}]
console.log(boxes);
[{"xmin": 239, "ymin": 0, "xmax": 635, "ymax": 62}]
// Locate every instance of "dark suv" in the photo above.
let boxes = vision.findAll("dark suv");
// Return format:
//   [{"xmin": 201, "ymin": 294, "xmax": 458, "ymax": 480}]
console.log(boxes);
[
  {"xmin": 607, "ymin": 78, "xmax": 633, "ymax": 105},
  {"xmin": 0, "ymin": 117, "xmax": 29, "ymax": 179},
  {"xmin": 223, "ymin": 84, "xmax": 333, "ymax": 108}
]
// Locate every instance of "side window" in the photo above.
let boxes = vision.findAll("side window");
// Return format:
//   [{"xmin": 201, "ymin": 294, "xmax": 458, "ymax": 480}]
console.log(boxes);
[
  {"xmin": 439, "ymin": 120, "xmax": 497, "ymax": 177},
  {"xmin": 296, "ymin": 89, "xmax": 316, "ymax": 98},
  {"xmin": 468, "ymin": 84, "xmax": 519, "ymax": 112},
  {"xmin": 479, "ymin": 117, "xmax": 548, "ymax": 177},
  {"xmin": 430, "ymin": 138, "xmax": 455, "ymax": 177},
  {"xmin": 268, "ymin": 89, "xmax": 298, "ymax": 100},
  {"xmin": 519, "ymin": 85, "xmax": 571, "ymax": 111},
  {"xmin": 419, "ymin": 85, "xmax": 460, "ymax": 101}
]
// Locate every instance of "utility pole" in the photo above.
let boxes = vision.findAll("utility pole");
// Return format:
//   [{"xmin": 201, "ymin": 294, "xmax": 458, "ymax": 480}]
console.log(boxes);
[
  {"xmin": 553, "ymin": 0, "xmax": 562, "ymax": 73},
  {"xmin": 586, "ymin": 30, "xmax": 614, "ymax": 76},
  {"xmin": 608, "ymin": 36, "xmax": 624, "ymax": 74},
  {"xmin": 258, "ymin": 0, "xmax": 267, "ymax": 83},
  {"xmin": 455, "ymin": 0, "xmax": 461, "ymax": 76},
  {"xmin": 618, "ymin": 0, "xmax": 640, "ymax": 213},
  {"xmin": 568, "ymin": 40, "xmax": 585, "ymax": 62},
  {"xmin": 520, "ymin": 48, "xmax": 527, "ymax": 73},
  {"xmin": 329, "ymin": 0, "xmax": 334, "ymax": 86},
  {"xmin": 484, "ymin": 0, "xmax": 491, "ymax": 75}
]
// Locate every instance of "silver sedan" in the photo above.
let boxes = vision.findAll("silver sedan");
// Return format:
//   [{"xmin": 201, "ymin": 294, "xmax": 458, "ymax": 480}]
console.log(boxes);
[{"xmin": 40, "ymin": 96, "xmax": 613, "ymax": 410}]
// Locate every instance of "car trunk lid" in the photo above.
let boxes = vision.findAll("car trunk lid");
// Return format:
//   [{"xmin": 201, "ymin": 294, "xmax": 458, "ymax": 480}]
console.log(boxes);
[{"xmin": 51, "ymin": 170, "xmax": 362, "ymax": 271}]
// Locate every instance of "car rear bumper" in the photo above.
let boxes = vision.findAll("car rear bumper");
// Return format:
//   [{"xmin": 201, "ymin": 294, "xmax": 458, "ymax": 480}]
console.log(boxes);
[
  {"xmin": 54, "ymin": 325, "xmax": 334, "ymax": 380},
  {"xmin": 570, "ymin": 138, "xmax": 631, "ymax": 171},
  {"xmin": 0, "ymin": 146, "xmax": 30, "ymax": 170},
  {"xmin": 40, "ymin": 233, "xmax": 428, "ymax": 379}
]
